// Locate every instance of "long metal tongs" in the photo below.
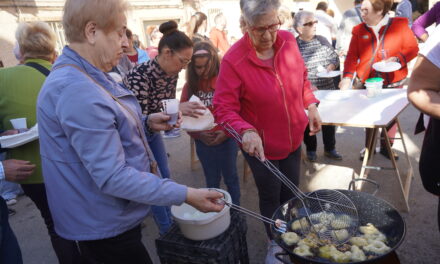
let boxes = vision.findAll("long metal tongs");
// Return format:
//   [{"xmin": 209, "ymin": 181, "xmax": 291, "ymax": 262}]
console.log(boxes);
[
  {"xmin": 219, "ymin": 198, "xmax": 287, "ymax": 233},
  {"xmin": 221, "ymin": 123, "xmax": 359, "ymax": 244}
]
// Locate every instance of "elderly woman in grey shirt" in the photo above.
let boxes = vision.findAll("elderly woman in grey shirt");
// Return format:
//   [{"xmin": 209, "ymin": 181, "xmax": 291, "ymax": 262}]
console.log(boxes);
[{"xmin": 294, "ymin": 10, "xmax": 342, "ymax": 162}]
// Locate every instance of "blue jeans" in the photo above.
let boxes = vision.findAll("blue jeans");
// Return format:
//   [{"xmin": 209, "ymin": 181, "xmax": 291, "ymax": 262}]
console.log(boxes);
[
  {"xmin": 146, "ymin": 132, "xmax": 173, "ymax": 235},
  {"xmin": 195, "ymin": 138, "xmax": 240, "ymax": 205},
  {"xmin": 0, "ymin": 197, "xmax": 22, "ymax": 264}
]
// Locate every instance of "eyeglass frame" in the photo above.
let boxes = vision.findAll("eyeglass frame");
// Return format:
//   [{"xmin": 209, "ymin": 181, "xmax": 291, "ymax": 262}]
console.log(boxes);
[
  {"xmin": 249, "ymin": 19, "xmax": 282, "ymax": 36},
  {"xmin": 302, "ymin": 20, "xmax": 318, "ymax": 27},
  {"xmin": 172, "ymin": 50, "xmax": 191, "ymax": 66}
]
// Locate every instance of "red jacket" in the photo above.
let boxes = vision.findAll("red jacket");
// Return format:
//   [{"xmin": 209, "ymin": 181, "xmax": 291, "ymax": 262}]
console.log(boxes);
[
  {"xmin": 213, "ymin": 30, "xmax": 318, "ymax": 160},
  {"xmin": 343, "ymin": 17, "xmax": 418, "ymax": 85}
]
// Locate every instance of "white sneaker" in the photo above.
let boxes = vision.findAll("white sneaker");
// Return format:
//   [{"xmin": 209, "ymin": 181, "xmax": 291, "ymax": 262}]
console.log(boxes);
[
  {"xmin": 265, "ymin": 240, "xmax": 284, "ymax": 264},
  {"xmin": 6, "ymin": 198, "xmax": 17, "ymax": 206}
]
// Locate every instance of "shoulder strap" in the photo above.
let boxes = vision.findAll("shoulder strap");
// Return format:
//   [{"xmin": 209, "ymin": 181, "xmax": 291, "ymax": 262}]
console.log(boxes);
[
  {"xmin": 25, "ymin": 62, "xmax": 50, "ymax": 77},
  {"xmin": 51, "ymin": 64, "xmax": 159, "ymax": 174},
  {"xmin": 363, "ymin": 19, "xmax": 393, "ymax": 80},
  {"xmin": 355, "ymin": 7, "xmax": 363, "ymax": 23}
]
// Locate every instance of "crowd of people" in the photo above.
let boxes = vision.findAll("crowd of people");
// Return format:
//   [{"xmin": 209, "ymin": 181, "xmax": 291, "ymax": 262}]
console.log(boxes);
[{"xmin": 0, "ymin": 0, "xmax": 439, "ymax": 263}]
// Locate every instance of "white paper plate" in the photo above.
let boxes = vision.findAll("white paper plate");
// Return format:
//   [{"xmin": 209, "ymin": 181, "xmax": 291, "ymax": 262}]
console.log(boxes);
[
  {"xmin": 316, "ymin": 71, "xmax": 341, "ymax": 78},
  {"xmin": 372, "ymin": 61, "xmax": 401, "ymax": 72}
]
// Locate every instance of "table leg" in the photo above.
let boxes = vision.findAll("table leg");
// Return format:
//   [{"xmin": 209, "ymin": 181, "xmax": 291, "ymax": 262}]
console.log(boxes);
[
  {"xmin": 358, "ymin": 128, "xmax": 379, "ymax": 189},
  {"xmin": 383, "ymin": 120, "xmax": 411, "ymax": 211}
]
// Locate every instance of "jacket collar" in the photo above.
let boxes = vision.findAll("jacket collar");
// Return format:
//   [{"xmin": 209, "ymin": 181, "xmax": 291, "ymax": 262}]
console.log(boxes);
[
  {"xmin": 244, "ymin": 31, "xmax": 286, "ymax": 68},
  {"xmin": 57, "ymin": 46, "xmax": 132, "ymax": 97}
]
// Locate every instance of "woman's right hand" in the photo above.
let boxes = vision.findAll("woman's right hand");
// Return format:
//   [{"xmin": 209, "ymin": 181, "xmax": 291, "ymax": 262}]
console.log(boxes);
[
  {"xmin": 179, "ymin": 102, "xmax": 207, "ymax": 118},
  {"xmin": 185, "ymin": 187, "xmax": 225, "ymax": 213},
  {"xmin": 242, "ymin": 130, "xmax": 265, "ymax": 161},
  {"xmin": 339, "ymin": 78, "xmax": 352, "ymax": 90}
]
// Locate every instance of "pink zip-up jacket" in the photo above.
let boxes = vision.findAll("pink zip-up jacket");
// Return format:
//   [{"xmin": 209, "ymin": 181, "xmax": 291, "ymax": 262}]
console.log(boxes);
[{"xmin": 213, "ymin": 30, "xmax": 319, "ymax": 160}]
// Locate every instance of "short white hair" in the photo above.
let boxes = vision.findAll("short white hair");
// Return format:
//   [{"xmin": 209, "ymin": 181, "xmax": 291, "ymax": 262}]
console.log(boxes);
[
  {"xmin": 240, "ymin": 0, "xmax": 281, "ymax": 25},
  {"xmin": 293, "ymin": 10, "xmax": 314, "ymax": 31}
]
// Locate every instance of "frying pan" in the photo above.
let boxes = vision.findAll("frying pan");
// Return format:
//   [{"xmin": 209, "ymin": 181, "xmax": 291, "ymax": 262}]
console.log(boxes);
[{"xmin": 271, "ymin": 186, "xmax": 405, "ymax": 264}]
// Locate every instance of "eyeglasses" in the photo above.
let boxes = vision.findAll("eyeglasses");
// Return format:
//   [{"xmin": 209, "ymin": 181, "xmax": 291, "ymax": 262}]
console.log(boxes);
[
  {"xmin": 172, "ymin": 50, "xmax": 191, "ymax": 66},
  {"xmin": 303, "ymin": 20, "xmax": 318, "ymax": 27},
  {"xmin": 250, "ymin": 21, "xmax": 281, "ymax": 36}
]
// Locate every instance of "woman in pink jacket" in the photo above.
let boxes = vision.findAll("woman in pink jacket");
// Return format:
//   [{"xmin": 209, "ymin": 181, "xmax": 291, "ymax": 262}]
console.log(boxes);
[{"xmin": 213, "ymin": 0, "xmax": 321, "ymax": 262}]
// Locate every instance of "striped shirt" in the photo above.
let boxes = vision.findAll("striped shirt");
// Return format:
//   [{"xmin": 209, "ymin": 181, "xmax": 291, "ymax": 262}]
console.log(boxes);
[{"xmin": 296, "ymin": 35, "xmax": 340, "ymax": 90}]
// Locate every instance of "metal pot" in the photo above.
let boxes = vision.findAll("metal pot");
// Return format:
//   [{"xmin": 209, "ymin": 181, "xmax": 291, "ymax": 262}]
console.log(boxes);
[{"xmin": 271, "ymin": 189, "xmax": 406, "ymax": 264}]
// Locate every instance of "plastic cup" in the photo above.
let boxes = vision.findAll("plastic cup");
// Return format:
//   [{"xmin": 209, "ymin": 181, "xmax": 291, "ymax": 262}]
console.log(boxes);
[
  {"xmin": 162, "ymin": 99, "xmax": 179, "ymax": 125},
  {"xmin": 10, "ymin": 118, "xmax": 27, "ymax": 129},
  {"xmin": 365, "ymin": 78, "xmax": 384, "ymax": 98}
]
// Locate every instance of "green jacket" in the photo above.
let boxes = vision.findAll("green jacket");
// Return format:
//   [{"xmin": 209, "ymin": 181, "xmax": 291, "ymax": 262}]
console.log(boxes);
[{"xmin": 0, "ymin": 59, "xmax": 52, "ymax": 184}]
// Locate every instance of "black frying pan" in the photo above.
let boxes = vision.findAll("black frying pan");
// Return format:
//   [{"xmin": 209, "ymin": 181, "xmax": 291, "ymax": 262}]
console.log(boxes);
[{"xmin": 271, "ymin": 189, "xmax": 406, "ymax": 264}]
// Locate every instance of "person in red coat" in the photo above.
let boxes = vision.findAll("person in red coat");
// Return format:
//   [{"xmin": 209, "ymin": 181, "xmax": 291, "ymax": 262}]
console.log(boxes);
[
  {"xmin": 213, "ymin": 0, "xmax": 321, "ymax": 262},
  {"xmin": 339, "ymin": 0, "xmax": 418, "ymax": 160}
]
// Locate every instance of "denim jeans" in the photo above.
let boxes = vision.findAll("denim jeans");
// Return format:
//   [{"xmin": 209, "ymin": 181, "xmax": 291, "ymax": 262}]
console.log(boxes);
[
  {"xmin": 146, "ymin": 132, "xmax": 173, "ymax": 235},
  {"xmin": 195, "ymin": 137, "xmax": 240, "ymax": 205}
]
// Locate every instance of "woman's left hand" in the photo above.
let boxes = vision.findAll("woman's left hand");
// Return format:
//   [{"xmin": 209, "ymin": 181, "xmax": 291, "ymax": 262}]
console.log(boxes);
[
  {"xmin": 308, "ymin": 104, "xmax": 322, "ymax": 136},
  {"xmin": 148, "ymin": 112, "xmax": 182, "ymax": 131},
  {"xmin": 326, "ymin": 64, "xmax": 336, "ymax": 72},
  {"xmin": 180, "ymin": 102, "xmax": 207, "ymax": 118}
]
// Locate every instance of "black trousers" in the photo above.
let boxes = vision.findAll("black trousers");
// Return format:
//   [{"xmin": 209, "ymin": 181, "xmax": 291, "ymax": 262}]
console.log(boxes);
[
  {"xmin": 243, "ymin": 147, "xmax": 301, "ymax": 239},
  {"xmin": 303, "ymin": 125, "xmax": 336, "ymax": 152},
  {"xmin": 20, "ymin": 184, "xmax": 82, "ymax": 264},
  {"xmin": 0, "ymin": 197, "xmax": 22, "ymax": 264},
  {"xmin": 77, "ymin": 225, "xmax": 153, "ymax": 264}
]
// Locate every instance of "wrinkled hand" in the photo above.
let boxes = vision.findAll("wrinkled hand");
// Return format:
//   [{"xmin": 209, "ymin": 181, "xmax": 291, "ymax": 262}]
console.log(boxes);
[
  {"xmin": 198, "ymin": 131, "xmax": 216, "ymax": 145},
  {"xmin": 242, "ymin": 130, "xmax": 265, "ymax": 161},
  {"xmin": 2, "ymin": 159, "xmax": 35, "ymax": 182},
  {"xmin": 180, "ymin": 102, "xmax": 206, "ymax": 118},
  {"xmin": 308, "ymin": 104, "xmax": 322, "ymax": 136},
  {"xmin": 185, "ymin": 187, "xmax": 225, "ymax": 213},
  {"xmin": 148, "ymin": 112, "xmax": 182, "ymax": 132},
  {"xmin": 339, "ymin": 78, "xmax": 351, "ymax": 90},
  {"xmin": 0, "ymin": 129, "xmax": 19, "ymax": 137},
  {"xmin": 326, "ymin": 64, "xmax": 336, "ymax": 72},
  {"xmin": 209, "ymin": 130, "xmax": 228, "ymax": 146}
]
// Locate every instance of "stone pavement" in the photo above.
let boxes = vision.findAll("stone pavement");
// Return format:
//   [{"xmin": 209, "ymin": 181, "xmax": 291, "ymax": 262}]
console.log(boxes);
[{"xmin": 8, "ymin": 104, "xmax": 440, "ymax": 264}]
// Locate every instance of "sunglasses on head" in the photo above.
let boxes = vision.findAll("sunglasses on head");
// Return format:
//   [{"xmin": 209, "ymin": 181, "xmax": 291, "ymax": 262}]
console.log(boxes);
[{"xmin": 303, "ymin": 20, "xmax": 318, "ymax": 27}]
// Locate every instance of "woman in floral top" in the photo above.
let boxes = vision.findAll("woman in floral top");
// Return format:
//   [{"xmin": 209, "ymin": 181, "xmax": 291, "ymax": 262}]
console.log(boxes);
[{"xmin": 123, "ymin": 21, "xmax": 204, "ymax": 235}]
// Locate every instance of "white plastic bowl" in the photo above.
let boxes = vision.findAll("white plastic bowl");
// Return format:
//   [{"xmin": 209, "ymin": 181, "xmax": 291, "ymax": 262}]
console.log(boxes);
[{"xmin": 171, "ymin": 188, "xmax": 231, "ymax": 240}]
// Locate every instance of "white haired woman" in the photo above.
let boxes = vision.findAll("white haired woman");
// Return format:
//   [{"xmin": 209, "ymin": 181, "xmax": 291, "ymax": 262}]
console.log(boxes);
[
  {"xmin": 214, "ymin": 0, "xmax": 321, "ymax": 262},
  {"xmin": 294, "ymin": 10, "xmax": 342, "ymax": 162},
  {"xmin": 36, "ymin": 0, "xmax": 224, "ymax": 263}
]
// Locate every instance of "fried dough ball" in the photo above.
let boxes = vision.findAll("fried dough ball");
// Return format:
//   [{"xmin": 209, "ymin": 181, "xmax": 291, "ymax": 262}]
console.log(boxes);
[
  {"xmin": 319, "ymin": 245, "xmax": 351, "ymax": 263},
  {"xmin": 363, "ymin": 231, "xmax": 387, "ymax": 243},
  {"xmin": 359, "ymin": 223, "xmax": 380, "ymax": 235},
  {"xmin": 281, "ymin": 232, "xmax": 300, "ymax": 246},
  {"xmin": 291, "ymin": 217, "xmax": 310, "ymax": 231},
  {"xmin": 331, "ymin": 215, "xmax": 352, "ymax": 229},
  {"xmin": 293, "ymin": 245, "xmax": 313, "ymax": 257},
  {"xmin": 298, "ymin": 233, "xmax": 319, "ymax": 248},
  {"xmin": 331, "ymin": 229, "xmax": 349, "ymax": 242},
  {"xmin": 350, "ymin": 245, "xmax": 367, "ymax": 261},
  {"xmin": 349, "ymin": 236, "xmax": 369, "ymax": 247},
  {"xmin": 363, "ymin": 240, "xmax": 391, "ymax": 255}
]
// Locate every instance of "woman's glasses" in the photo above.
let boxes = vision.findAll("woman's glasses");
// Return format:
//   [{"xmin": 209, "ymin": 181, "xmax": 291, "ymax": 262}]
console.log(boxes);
[
  {"xmin": 250, "ymin": 22, "xmax": 281, "ymax": 36},
  {"xmin": 172, "ymin": 50, "xmax": 191, "ymax": 66},
  {"xmin": 303, "ymin": 20, "xmax": 318, "ymax": 27}
]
